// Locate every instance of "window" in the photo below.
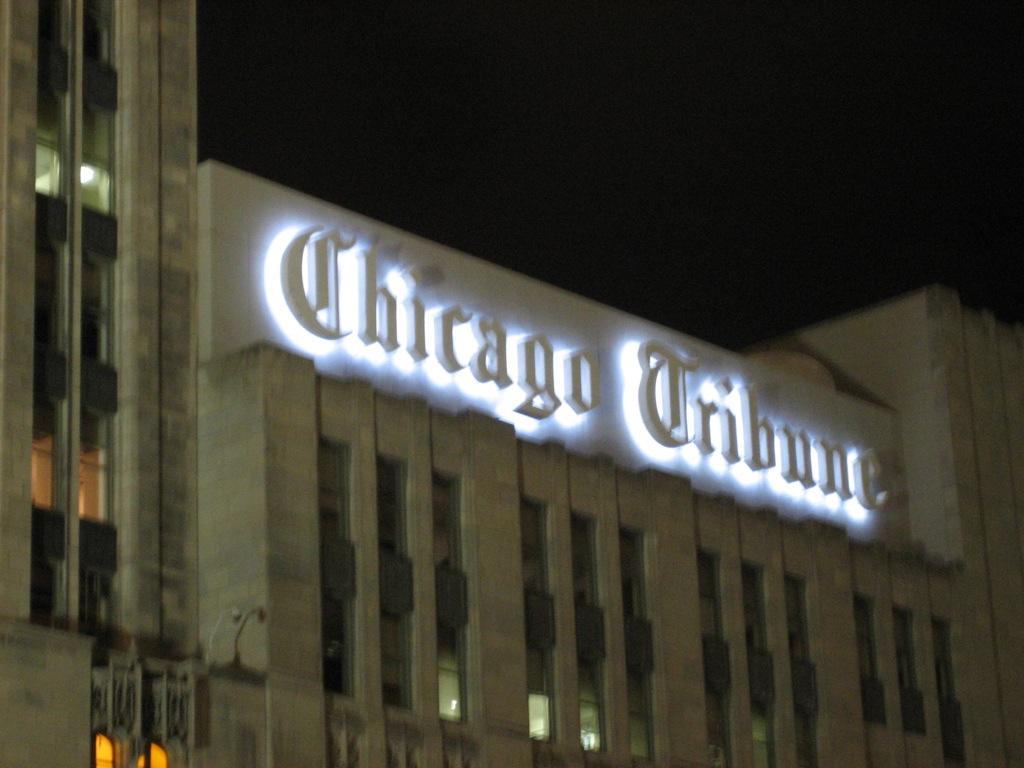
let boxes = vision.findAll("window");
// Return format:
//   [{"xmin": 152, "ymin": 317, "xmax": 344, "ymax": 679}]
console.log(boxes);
[
  {"xmin": 38, "ymin": 0, "xmax": 63, "ymax": 44},
  {"xmin": 319, "ymin": 440, "xmax": 352, "ymax": 695},
  {"xmin": 893, "ymin": 607, "xmax": 916, "ymax": 691},
  {"xmin": 381, "ymin": 613, "xmax": 409, "ymax": 708},
  {"xmin": 853, "ymin": 595, "xmax": 877, "ymax": 679},
  {"xmin": 578, "ymin": 658, "xmax": 603, "ymax": 751},
  {"xmin": 751, "ymin": 704, "xmax": 774, "ymax": 768},
  {"xmin": 79, "ymin": 410, "xmax": 109, "ymax": 521},
  {"xmin": 527, "ymin": 646, "xmax": 552, "ymax": 740},
  {"xmin": 433, "ymin": 473, "xmax": 459, "ymax": 568},
  {"xmin": 794, "ymin": 710, "xmax": 816, "ymax": 768},
  {"xmin": 742, "ymin": 562, "xmax": 766, "ymax": 651},
  {"xmin": 932, "ymin": 618, "xmax": 955, "ymax": 701},
  {"xmin": 627, "ymin": 671, "xmax": 652, "ymax": 758},
  {"xmin": 520, "ymin": 498, "xmax": 547, "ymax": 592},
  {"xmin": 377, "ymin": 457, "xmax": 404, "ymax": 553},
  {"xmin": 82, "ymin": 255, "xmax": 113, "ymax": 361},
  {"xmin": 571, "ymin": 514, "xmax": 597, "ymax": 606},
  {"xmin": 705, "ymin": 689, "xmax": 730, "ymax": 766},
  {"xmin": 698, "ymin": 549, "xmax": 721, "ymax": 638},
  {"xmin": 36, "ymin": 88, "xmax": 63, "ymax": 196},
  {"xmin": 35, "ymin": 245, "xmax": 63, "ymax": 349},
  {"xmin": 93, "ymin": 733, "xmax": 115, "ymax": 768},
  {"xmin": 784, "ymin": 575, "xmax": 808, "ymax": 662},
  {"xmin": 136, "ymin": 742, "xmax": 167, "ymax": 768},
  {"xmin": 81, "ymin": 105, "xmax": 113, "ymax": 213},
  {"xmin": 32, "ymin": 402, "xmax": 59, "ymax": 511},
  {"xmin": 84, "ymin": 0, "xmax": 113, "ymax": 63},
  {"xmin": 434, "ymin": 473, "xmax": 465, "ymax": 721},
  {"xmin": 438, "ymin": 623, "xmax": 463, "ymax": 721},
  {"xmin": 619, "ymin": 528, "xmax": 644, "ymax": 619}
]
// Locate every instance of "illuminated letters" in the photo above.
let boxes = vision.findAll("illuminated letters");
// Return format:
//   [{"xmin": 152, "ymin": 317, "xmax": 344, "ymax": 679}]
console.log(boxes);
[
  {"xmin": 280, "ymin": 226, "xmax": 354, "ymax": 339},
  {"xmin": 564, "ymin": 350, "xmax": 600, "ymax": 414},
  {"xmin": 470, "ymin": 317, "xmax": 512, "ymax": 387},
  {"xmin": 517, "ymin": 336, "xmax": 560, "ymax": 419},
  {"xmin": 435, "ymin": 306, "xmax": 472, "ymax": 373},
  {"xmin": 638, "ymin": 341, "xmax": 698, "ymax": 447},
  {"xmin": 853, "ymin": 450, "xmax": 887, "ymax": 509}
]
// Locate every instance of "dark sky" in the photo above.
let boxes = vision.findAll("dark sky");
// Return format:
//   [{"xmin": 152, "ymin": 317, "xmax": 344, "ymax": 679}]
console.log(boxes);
[{"xmin": 198, "ymin": 2, "xmax": 1021, "ymax": 350}]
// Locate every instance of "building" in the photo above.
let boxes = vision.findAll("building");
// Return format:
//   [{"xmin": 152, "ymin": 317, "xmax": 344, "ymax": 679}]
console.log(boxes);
[{"xmin": 1, "ymin": 2, "xmax": 1022, "ymax": 767}]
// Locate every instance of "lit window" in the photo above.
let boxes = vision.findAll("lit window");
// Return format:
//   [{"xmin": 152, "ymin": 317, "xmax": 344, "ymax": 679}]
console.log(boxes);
[
  {"xmin": 438, "ymin": 624, "xmax": 462, "ymax": 721},
  {"xmin": 79, "ymin": 411, "xmax": 109, "ymax": 520},
  {"xmin": 578, "ymin": 659, "xmax": 603, "ymax": 751},
  {"xmin": 94, "ymin": 733, "xmax": 114, "ymax": 768},
  {"xmin": 751, "ymin": 705, "xmax": 774, "ymax": 768},
  {"xmin": 136, "ymin": 742, "xmax": 167, "ymax": 768},
  {"xmin": 32, "ymin": 429, "xmax": 55, "ymax": 510},
  {"xmin": 527, "ymin": 647, "xmax": 552, "ymax": 740},
  {"xmin": 627, "ymin": 671, "xmax": 652, "ymax": 758},
  {"xmin": 36, "ymin": 89, "xmax": 62, "ymax": 196},
  {"xmin": 81, "ymin": 105, "xmax": 113, "ymax": 213}
]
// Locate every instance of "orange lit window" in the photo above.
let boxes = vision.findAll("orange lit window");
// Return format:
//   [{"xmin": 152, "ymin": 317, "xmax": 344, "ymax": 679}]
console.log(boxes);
[
  {"xmin": 79, "ymin": 411, "xmax": 108, "ymax": 520},
  {"xmin": 31, "ymin": 432, "xmax": 55, "ymax": 509},
  {"xmin": 137, "ymin": 742, "xmax": 167, "ymax": 768},
  {"xmin": 94, "ymin": 733, "xmax": 115, "ymax": 768}
]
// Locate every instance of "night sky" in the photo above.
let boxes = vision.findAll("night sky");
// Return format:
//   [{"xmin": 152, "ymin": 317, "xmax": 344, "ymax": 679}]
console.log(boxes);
[{"xmin": 198, "ymin": 2, "xmax": 1021, "ymax": 350}]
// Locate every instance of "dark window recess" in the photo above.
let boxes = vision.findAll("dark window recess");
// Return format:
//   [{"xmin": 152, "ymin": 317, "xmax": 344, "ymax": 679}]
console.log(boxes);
[
  {"xmin": 742, "ymin": 562, "xmax": 767, "ymax": 651},
  {"xmin": 893, "ymin": 607, "xmax": 917, "ymax": 690},
  {"xmin": 34, "ymin": 346, "xmax": 67, "ymax": 401},
  {"xmin": 82, "ymin": 57, "xmax": 117, "ymax": 111},
  {"xmin": 702, "ymin": 635, "xmax": 731, "ymax": 693},
  {"xmin": 853, "ymin": 595, "xmax": 878, "ymax": 679},
  {"xmin": 37, "ymin": 39, "xmax": 69, "ymax": 92},
  {"xmin": 900, "ymin": 686, "xmax": 926, "ymax": 735},
  {"xmin": 520, "ymin": 498, "xmax": 547, "ymax": 592},
  {"xmin": 81, "ymin": 356, "xmax": 118, "ymax": 414},
  {"xmin": 698, "ymin": 549, "xmax": 721, "ymax": 638},
  {"xmin": 435, "ymin": 563, "xmax": 467, "ymax": 629},
  {"xmin": 321, "ymin": 536, "xmax": 356, "ymax": 602},
  {"xmin": 79, "ymin": 519, "xmax": 115, "ymax": 637},
  {"xmin": 524, "ymin": 588, "xmax": 556, "ymax": 650},
  {"xmin": 377, "ymin": 457, "xmax": 404, "ymax": 553},
  {"xmin": 81, "ymin": 207, "xmax": 117, "ymax": 259},
  {"xmin": 939, "ymin": 699, "xmax": 965, "ymax": 762},
  {"xmin": 784, "ymin": 575, "xmax": 809, "ymax": 662},
  {"xmin": 575, "ymin": 601, "xmax": 605, "ymax": 662},
  {"xmin": 791, "ymin": 659, "xmax": 818, "ymax": 715},
  {"xmin": 619, "ymin": 528, "xmax": 644, "ymax": 619},
  {"xmin": 379, "ymin": 548, "xmax": 413, "ymax": 616},
  {"xmin": 36, "ymin": 193, "xmax": 68, "ymax": 246},
  {"xmin": 747, "ymin": 647, "xmax": 775, "ymax": 707},
  {"xmin": 860, "ymin": 676, "xmax": 886, "ymax": 725},
  {"xmin": 932, "ymin": 619, "xmax": 956, "ymax": 701},
  {"xmin": 38, "ymin": 0, "xmax": 61, "ymax": 43},
  {"xmin": 432, "ymin": 474, "xmax": 459, "ymax": 568},
  {"xmin": 624, "ymin": 615, "xmax": 654, "ymax": 674},
  {"xmin": 322, "ymin": 598, "xmax": 351, "ymax": 695},
  {"xmin": 31, "ymin": 506, "xmax": 65, "ymax": 621},
  {"xmin": 380, "ymin": 613, "xmax": 409, "ymax": 708},
  {"xmin": 570, "ymin": 514, "xmax": 598, "ymax": 606}
]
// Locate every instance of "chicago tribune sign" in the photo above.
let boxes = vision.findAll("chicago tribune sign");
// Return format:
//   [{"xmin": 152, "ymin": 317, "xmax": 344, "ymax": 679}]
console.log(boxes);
[{"xmin": 265, "ymin": 225, "xmax": 887, "ymax": 521}]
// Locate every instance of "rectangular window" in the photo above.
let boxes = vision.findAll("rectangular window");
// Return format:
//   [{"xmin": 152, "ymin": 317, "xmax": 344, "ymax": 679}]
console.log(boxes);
[
  {"xmin": 377, "ymin": 457, "xmax": 404, "ymax": 553},
  {"xmin": 794, "ymin": 710, "xmax": 817, "ymax": 768},
  {"xmin": 79, "ymin": 410, "xmax": 109, "ymax": 521},
  {"xmin": 527, "ymin": 646, "xmax": 552, "ymax": 740},
  {"xmin": 81, "ymin": 105, "xmax": 113, "ymax": 213},
  {"xmin": 932, "ymin": 618, "xmax": 955, "ymax": 701},
  {"xmin": 853, "ymin": 594, "xmax": 877, "ymax": 679},
  {"xmin": 438, "ymin": 622, "xmax": 464, "ymax": 721},
  {"xmin": 520, "ymin": 498, "xmax": 547, "ymax": 593},
  {"xmin": 381, "ymin": 613, "xmax": 410, "ymax": 708},
  {"xmin": 785, "ymin": 575, "xmax": 809, "ymax": 662},
  {"xmin": 893, "ymin": 607, "xmax": 916, "ymax": 690},
  {"xmin": 742, "ymin": 562, "xmax": 766, "ymax": 651},
  {"xmin": 627, "ymin": 671, "xmax": 652, "ymax": 758},
  {"xmin": 84, "ymin": 0, "xmax": 113, "ymax": 63},
  {"xmin": 620, "ymin": 528, "xmax": 645, "ymax": 619},
  {"xmin": 706, "ymin": 688, "xmax": 730, "ymax": 766},
  {"xmin": 751, "ymin": 704, "xmax": 775, "ymax": 768},
  {"xmin": 38, "ymin": 0, "xmax": 63, "ymax": 44},
  {"xmin": 319, "ymin": 440, "xmax": 352, "ymax": 695},
  {"xmin": 698, "ymin": 549, "xmax": 721, "ymax": 638},
  {"xmin": 36, "ymin": 88, "xmax": 63, "ymax": 197},
  {"xmin": 434, "ymin": 473, "xmax": 466, "ymax": 721},
  {"xmin": 578, "ymin": 658, "xmax": 603, "ymax": 751},
  {"xmin": 571, "ymin": 514, "xmax": 598, "ymax": 606},
  {"xmin": 433, "ymin": 473, "xmax": 459, "ymax": 568},
  {"xmin": 81, "ymin": 255, "xmax": 113, "ymax": 361}
]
